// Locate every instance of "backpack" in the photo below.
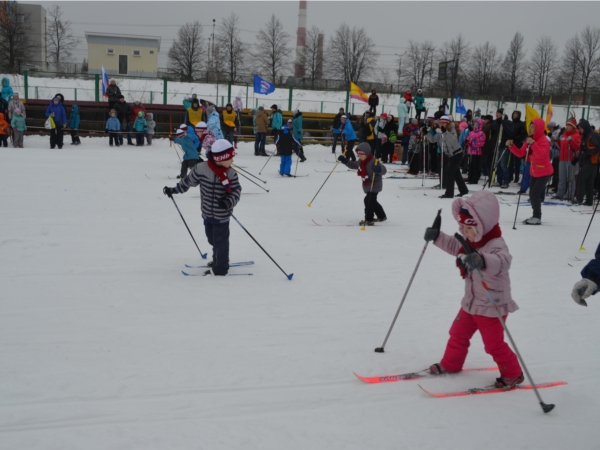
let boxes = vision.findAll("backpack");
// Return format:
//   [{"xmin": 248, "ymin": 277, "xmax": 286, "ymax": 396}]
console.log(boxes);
[{"xmin": 389, "ymin": 130, "xmax": 397, "ymax": 143}]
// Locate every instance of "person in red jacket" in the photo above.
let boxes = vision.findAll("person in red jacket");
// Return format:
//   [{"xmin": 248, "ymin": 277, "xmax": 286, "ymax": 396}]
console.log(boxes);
[
  {"xmin": 403, "ymin": 89, "xmax": 414, "ymax": 106},
  {"xmin": 554, "ymin": 117, "xmax": 581, "ymax": 201},
  {"xmin": 506, "ymin": 118, "xmax": 553, "ymax": 225}
]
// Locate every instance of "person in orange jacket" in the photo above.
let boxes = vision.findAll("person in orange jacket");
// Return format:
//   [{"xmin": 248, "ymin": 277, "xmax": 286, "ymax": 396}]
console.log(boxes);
[{"xmin": 0, "ymin": 112, "xmax": 9, "ymax": 147}]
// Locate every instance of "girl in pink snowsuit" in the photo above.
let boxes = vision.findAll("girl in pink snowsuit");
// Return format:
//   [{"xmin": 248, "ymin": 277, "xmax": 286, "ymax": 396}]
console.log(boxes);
[{"xmin": 425, "ymin": 190, "xmax": 524, "ymax": 388}]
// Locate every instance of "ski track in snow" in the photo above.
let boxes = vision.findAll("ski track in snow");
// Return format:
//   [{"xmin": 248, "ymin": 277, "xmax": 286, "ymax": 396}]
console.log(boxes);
[{"xmin": 1, "ymin": 136, "xmax": 599, "ymax": 449}]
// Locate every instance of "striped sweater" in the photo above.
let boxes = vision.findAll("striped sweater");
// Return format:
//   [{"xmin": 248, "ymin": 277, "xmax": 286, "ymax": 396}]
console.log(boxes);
[{"xmin": 174, "ymin": 162, "xmax": 241, "ymax": 222}]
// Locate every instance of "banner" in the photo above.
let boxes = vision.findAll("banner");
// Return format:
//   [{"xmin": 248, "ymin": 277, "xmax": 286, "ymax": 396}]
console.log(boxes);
[
  {"xmin": 349, "ymin": 82, "xmax": 369, "ymax": 103},
  {"xmin": 455, "ymin": 93, "xmax": 467, "ymax": 115},
  {"xmin": 545, "ymin": 98, "xmax": 553, "ymax": 132},
  {"xmin": 525, "ymin": 104, "xmax": 541, "ymax": 133},
  {"xmin": 101, "ymin": 66, "xmax": 110, "ymax": 98},
  {"xmin": 253, "ymin": 75, "xmax": 276, "ymax": 95}
]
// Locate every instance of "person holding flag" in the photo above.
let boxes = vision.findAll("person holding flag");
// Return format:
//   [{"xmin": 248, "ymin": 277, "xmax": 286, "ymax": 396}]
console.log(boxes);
[{"xmin": 105, "ymin": 77, "xmax": 121, "ymax": 111}]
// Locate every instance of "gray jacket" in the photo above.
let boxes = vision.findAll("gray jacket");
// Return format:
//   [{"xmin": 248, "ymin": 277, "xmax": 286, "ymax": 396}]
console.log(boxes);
[
  {"xmin": 146, "ymin": 113, "xmax": 156, "ymax": 135},
  {"xmin": 433, "ymin": 130, "xmax": 463, "ymax": 157},
  {"xmin": 344, "ymin": 158, "xmax": 387, "ymax": 193},
  {"xmin": 174, "ymin": 162, "xmax": 241, "ymax": 222}
]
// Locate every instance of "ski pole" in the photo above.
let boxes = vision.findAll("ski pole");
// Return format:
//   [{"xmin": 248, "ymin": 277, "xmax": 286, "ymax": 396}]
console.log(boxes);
[
  {"xmin": 172, "ymin": 141, "xmax": 182, "ymax": 162},
  {"xmin": 231, "ymin": 214, "xmax": 293, "ymax": 280},
  {"xmin": 307, "ymin": 150, "xmax": 347, "ymax": 207},
  {"xmin": 258, "ymin": 151, "xmax": 275, "ymax": 175},
  {"xmin": 375, "ymin": 209, "xmax": 441, "ymax": 353},
  {"xmin": 579, "ymin": 194, "xmax": 599, "ymax": 251},
  {"xmin": 361, "ymin": 159, "xmax": 379, "ymax": 231},
  {"xmin": 234, "ymin": 169, "xmax": 270, "ymax": 192},
  {"xmin": 168, "ymin": 195, "xmax": 208, "ymax": 259},
  {"xmin": 232, "ymin": 163, "xmax": 267, "ymax": 184},
  {"xmin": 453, "ymin": 233, "xmax": 555, "ymax": 414},
  {"xmin": 169, "ymin": 115, "xmax": 173, "ymax": 147},
  {"xmin": 294, "ymin": 149, "xmax": 300, "ymax": 177},
  {"xmin": 512, "ymin": 144, "xmax": 531, "ymax": 230}
]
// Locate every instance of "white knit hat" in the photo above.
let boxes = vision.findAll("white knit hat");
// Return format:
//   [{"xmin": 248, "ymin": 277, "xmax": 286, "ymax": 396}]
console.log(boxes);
[
  {"xmin": 211, "ymin": 139, "xmax": 236, "ymax": 162},
  {"xmin": 194, "ymin": 121, "xmax": 207, "ymax": 129},
  {"xmin": 180, "ymin": 123, "xmax": 187, "ymax": 129},
  {"xmin": 176, "ymin": 129, "xmax": 185, "ymax": 136}
]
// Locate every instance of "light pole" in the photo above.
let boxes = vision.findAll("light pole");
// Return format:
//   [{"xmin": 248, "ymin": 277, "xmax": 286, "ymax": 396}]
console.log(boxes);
[
  {"xmin": 212, "ymin": 19, "xmax": 216, "ymax": 77},
  {"xmin": 395, "ymin": 51, "xmax": 407, "ymax": 93}
]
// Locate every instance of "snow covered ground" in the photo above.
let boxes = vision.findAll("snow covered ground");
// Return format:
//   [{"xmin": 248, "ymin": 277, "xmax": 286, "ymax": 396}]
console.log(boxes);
[
  {"xmin": 6, "ymin": 72, "xmax": 600, "ymax": 127},
  {"xmin": 1, "ymin": 136, "xmax": 600, "ymax": 449}
]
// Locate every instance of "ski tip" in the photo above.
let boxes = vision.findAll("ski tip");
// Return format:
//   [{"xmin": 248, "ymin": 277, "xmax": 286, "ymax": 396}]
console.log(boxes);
[
  {"xmin": 287, "ymin": 273, "xmax": 294, "ymax": 281},
  {"xmin": 353, "ymin": 372, "xmax": 371, "ymax": 383},
  {"xmin": 201, "ymin": 253, "xmax": 208, "ymax": 259},
  {"xmin": 181, "ymin": 270, "xmax": 192, "ymax": 276}
]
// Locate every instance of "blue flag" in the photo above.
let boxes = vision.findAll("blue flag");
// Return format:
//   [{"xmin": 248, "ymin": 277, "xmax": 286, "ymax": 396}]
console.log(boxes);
[
  {"xmin": 455, "ymin": 93, "xmax": 467, "ymax": 115},
  {"xmin": 253, "ymin": 75, "xmax": 276, "ymax": 95},
  {"xmin": 101, "ymin": 66, "xmax": 110, "ymax": 98}
]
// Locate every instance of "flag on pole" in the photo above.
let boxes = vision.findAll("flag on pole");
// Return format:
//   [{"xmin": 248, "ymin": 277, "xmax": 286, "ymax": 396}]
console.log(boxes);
[
  {"xmin": 253, "ymin": 75, "xmax": 276, "ymax": 95},
  {"xmin": 455, "ymin": 92, "xmax": 467, "ymax": 115},
  {"xmin": 349, "ymin": 82, "xmax": 369, "ymax": 103},
  {"xmin": 545, "ymin": 98, "xmax": 553, "ymax": 132},
  {"xmin": 525, "ymin": 104, "xmax": 541, "ymax": 133},
  {"xmin": 101, "ymin": 66, "xmax": 110, "ymax": 98}
]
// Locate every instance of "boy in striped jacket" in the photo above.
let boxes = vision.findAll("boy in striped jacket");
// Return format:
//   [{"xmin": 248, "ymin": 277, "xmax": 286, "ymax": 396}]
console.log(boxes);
[{"xmin": 163, "ymin": 139, "xmax": 242, "ymax": 276}]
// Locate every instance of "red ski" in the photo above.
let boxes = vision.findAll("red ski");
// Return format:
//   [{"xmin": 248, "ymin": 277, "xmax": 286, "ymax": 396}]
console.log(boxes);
[
  {"xmin": 418, "ymin": 381, "xmax": 567, "ymax": 398},
  {"xmin": 353, "ymin": 367, "xmax": 497, "ymax": 384}
]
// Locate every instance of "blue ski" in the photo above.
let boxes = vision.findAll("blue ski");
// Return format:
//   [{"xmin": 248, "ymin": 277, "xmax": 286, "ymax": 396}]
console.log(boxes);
[
  {"xmin": 184, "ymin": 261, "xmax": 254, "ymax": 269},
  {"xmin": 182, "ymin": 270, "xmax": 253, "ymax": 277}
]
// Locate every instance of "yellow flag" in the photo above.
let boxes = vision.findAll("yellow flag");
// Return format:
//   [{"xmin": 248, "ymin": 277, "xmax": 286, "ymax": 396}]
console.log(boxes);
[
  {"xmin": 525, "ymin": 104, "xmax": 540, "ymax": 133},
  {"xmin": 349, "ymin": 82, "xmax": 369, "ymax": 103},
  {"xmin": 545, "ymin": 98, "xmax": 553, "ymax": 132}
]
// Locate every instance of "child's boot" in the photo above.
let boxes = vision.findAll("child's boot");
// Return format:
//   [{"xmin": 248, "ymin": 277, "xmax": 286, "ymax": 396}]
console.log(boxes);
[{"xmin": 494, "ymin": 373, "xmax": 524, "ymax": 389}]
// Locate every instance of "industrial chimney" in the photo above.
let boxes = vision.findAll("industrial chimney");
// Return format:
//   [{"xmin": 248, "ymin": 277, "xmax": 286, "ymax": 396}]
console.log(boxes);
[{"xmin": 294, "ymin": 1, "xmax": 307, "ymax": 78}]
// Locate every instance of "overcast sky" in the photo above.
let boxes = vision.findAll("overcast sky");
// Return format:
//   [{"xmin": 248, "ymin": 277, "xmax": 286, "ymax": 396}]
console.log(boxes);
[{"xmin": 30, "ymin": 1, "xmax": 600, "ymax": 75}]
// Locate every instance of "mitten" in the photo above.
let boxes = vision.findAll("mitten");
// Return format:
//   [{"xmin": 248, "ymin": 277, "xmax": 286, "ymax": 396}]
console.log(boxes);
[
  {"xmin": 163, "ymin": 187, "xmax": 175, "ymax": 198},
  {"xmin": 571, "ymin": 279, "xmax": 598, "ymax": 306},
  {"xmin": 338, "ymin": 155, "xmax": 348, "ymax": 164},
  {"xmin": 424, "ymin": 227, "xmax": 440, "ymax": 242},
  {"xmin": 461, "ymin": 252, "xmax": 486, "ymax": 272},
  {"xmin": 373, "ymin": 164, "xmax": 382, "ymax": 173}
]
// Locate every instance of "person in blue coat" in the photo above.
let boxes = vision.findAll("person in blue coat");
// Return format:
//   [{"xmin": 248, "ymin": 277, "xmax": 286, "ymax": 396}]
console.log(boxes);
[
  {"xmin": 339, "ymin": 115, "xmax": 357, "ymax": 161},
  {"xmin": 170, "ymin": 128, "xmax": 200, "ymax": 178},
  {"xmin": 206, "ymin": 105, "xmax": 224, "ymax": 140},
  {"xmin": 572, "ymin": 242, "xmax": 600, "ymax": 306},
  {"xmin": 133, "ymin": 111, "xmax": 147, "ymax": 146},
  {"xmin": 68, "ymin": 104, "xmax": 81, "ymax": 145},
  {"xmin": 105, "ymin": 109, "xmax": 121, "ymax": 147},
  {"xmin": 1, "ymin": 77, "xmax": 13, "ymax": 103},
  {"xmin": 45, "ymin": 96, "xmax": 67, "ymax": 149}
]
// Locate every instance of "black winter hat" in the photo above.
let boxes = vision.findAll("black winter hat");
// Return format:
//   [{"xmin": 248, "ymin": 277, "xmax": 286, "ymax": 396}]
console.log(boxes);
[
  {"xmin": 271, "ymin": 104, "xmax": 278, "ymax": 110},
  {"xmin": 497, "ymin": 108, "xmax": 504, "ymax": 114}
]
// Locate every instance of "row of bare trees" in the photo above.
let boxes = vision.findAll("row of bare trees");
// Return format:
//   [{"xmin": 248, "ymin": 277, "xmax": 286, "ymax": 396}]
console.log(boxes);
[
  {"xmin": 0, "ymin": 3, "xmax": 80, "ymax": 72},
  {"xmin": 397, "ymin": 28, "xmax": 600, "ymax": 100}
]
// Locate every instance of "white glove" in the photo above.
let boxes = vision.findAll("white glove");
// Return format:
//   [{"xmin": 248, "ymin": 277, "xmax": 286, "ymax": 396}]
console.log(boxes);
[
  {"xmin": 567, "ymin": 136, "xmax": 572, "ymax": 141},
  {"xmin": 571, "ymin": 279, "xmax": 598, "ymax": 306},
  {"xmin": 435, "ymin": 128, "xmax": 442, "ymax": 134}
]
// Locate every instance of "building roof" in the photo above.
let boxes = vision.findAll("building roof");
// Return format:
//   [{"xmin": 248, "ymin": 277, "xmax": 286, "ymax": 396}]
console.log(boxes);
[{"xmin": 85, "ymin": 32, "xmax": 161, "ymax": 51}]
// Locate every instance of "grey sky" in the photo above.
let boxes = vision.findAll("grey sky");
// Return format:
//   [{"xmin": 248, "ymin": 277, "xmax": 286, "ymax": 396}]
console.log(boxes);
[{"xmin": 32, "ymin": 1, "xmax": 600, "ymax": 76}]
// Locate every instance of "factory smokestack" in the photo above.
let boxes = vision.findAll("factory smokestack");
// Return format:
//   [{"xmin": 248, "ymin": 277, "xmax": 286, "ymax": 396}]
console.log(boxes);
[{"xmin": 294, "ymin": 0, "xmax": 307, "ymax": 78}]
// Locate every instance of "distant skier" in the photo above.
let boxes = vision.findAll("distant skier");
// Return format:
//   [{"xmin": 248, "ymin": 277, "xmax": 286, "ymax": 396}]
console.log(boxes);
[
  {"xmin": 424, "ymin": 190, "xmax": 524, "ymax": 389},
  {"xmin": 163, "ymin": 139, "xmax": 241, "ymax": 276},
  {"xmin": 368, "ymin": 89, "xmax": 379, "ymax": 115},
  {"xmin": 572, "ymin": 242, "xmax": 600, "ymax": 306},
  {"xmin": 276, "ymin": 120, "xmax": 302, "ymax": 176}
]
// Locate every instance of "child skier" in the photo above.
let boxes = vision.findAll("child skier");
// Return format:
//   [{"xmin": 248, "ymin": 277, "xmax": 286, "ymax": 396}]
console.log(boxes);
[
  {"xmin": 133, "ymin": 111, "xmax": 147, "ymax": 146},
  {"xmin": 171, "ymin": 128, "xmax": 200, "ymax": 179},
  {"xmin": 145, "ymin": 112, "xmax": 156, "ymax": 146},
  {"xmin": 572, "ymin": 241, "xmax": 600, "ymax": 306},
  {"xmin": 276, "ymin": 120, "xmax": 302, "ymax": 177},
  {"xmin": 465, "ymin": 120, "xmax": 486, "ymax": 184},
  {"xmin": 0, "ymin": 112, "xmax": 9, "ymax": 147},
  {"xmin": 407, "ymin": 128, "xmax": 421, "ymax": 175},
  {"xmin": 338, "ymin": 142, "xmax": 387, "ymax": 226},
  {"xmin": 163, "ymin": 139, "xmax": 241, "ymax": 276},
  {"xmin": 423, "ymin": 190, "xmax": 523, "ymax": 388},
  {"xmin": 11, "ymin": 107, "xmax": 26, "ymax": 148},
  {"xmin": 68, "ymin": 104, "xmax": 81, "ymax": 145},
  {"xmin": 194, "ymin": 121, "xmax": 209, "ymax": 161},
  {"xmin": 105, "ymin": 109, "xmax": 121, "ymax": 147}
]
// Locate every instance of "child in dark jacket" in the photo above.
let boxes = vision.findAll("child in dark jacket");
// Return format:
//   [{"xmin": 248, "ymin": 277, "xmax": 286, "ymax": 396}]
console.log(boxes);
[
  {"xmin": 105, "ymin": 109, "xmax": 121, "ymax": 147},
  {"xmin": 171, "ymin": 128, "xmax": 200, "ymax": 178},
  {"xmin": 572, "ymin": 242, "xmax": 600, "ymax": 306},
  {"xmin": 68, "ymin": 104, "xmax": 81, "ymax": 145},
  {"xmin": 275, "ymin": 122, "xmax": 302, "ymax": 176},
  {"xmin": 338, "ymin": 142, "xmax": 387, "ymax": 225}
]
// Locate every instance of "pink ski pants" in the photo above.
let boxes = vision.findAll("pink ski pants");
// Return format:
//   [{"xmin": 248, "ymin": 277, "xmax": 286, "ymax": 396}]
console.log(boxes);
[{"xmin": 440, "ymin": 309, "xmax": 522, "ymax": 378}]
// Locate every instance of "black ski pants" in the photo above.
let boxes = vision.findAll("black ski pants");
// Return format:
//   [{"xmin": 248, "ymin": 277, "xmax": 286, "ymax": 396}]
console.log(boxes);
[
  {"xmin": 364, "ymin": 192, "xmax": 386, "ymax": 222},
  {"xmin": 530, "ymin": 175, "xmax": 550, "ymax": 219},
  {"xmin": 444, "ymin": 152, "xmax": 469, "ymax": 198},
  {"xmin": 577, "ymin": 164, "xmax": 598, "ymax": 206},
  {"xmin": 204, "ymin": 219, "xmax": 230, "ymax": 275},
  {"xmin": 50, "ymin": 125, "xmax": 64, "ymax": 149},
  {"xmin": 180, "ymin": 159, "xmax": 199, "ymax": 178}
]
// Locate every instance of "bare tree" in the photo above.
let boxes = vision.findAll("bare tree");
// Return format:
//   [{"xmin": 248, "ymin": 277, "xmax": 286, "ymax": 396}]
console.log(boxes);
[
  {"xmin": 400, "ymin": 40, "xmax": 435, "ymax": 91},
  {"xmin": 558, "ymin": 36, "xmax": 582, "ymax": 96},
  {"xmin": 529, "ymin": 36, "xmax": 558, "ymax": 96},
  {"xmin": 168, "ymin": 21, "xmax": 205, "ymax": 82},
  {"xmin": 502, "ymin": 32, "xmax": 526, "ymax": 95},
  {"xmin": 299, "ymin": 26, "xmax": 325, "ymax": 87},
  {"xmin": 470, "ymin": 42, "xmax": 502, "ymax": 95},
  {"xmin": 254, "ymin": 14, "xmax": 290, "ymax": 84},
  {"xmin": 576, "ymin": 26, "xmax": 600, "ymax": 99},
  {"xmin": 217, "ymin": 13, "xmax": 244, "ymax": 83},
  {"xmin": 326, "ymin": 23, "xmax": 379, "ymax": 86},
  {"xmin": 0, "ymin": 2, "xmax": 34, "ymax": 71},
  {"xmin": 436, "ymin": 34, "xmax": 470, "ymax": 96},
  {"xmin": 46, "ymin": 5, "xmax": 80, "ymax": 71}
]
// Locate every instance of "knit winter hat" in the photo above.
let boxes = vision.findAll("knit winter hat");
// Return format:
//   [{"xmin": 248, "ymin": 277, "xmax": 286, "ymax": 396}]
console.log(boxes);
[
  {"xmin": 497, "ymin": 108, "xmax": 504, "ymax": 114},
  {"xmin": 180, "ymin": 124, "xmax": 187, "ymax": 129},
  {"xmin": 287, "ymin": 119, "xmax": 292, "ymax": 123},
  {"xmin": 195, "ymin": 121, "xmax": 207, "ymax": 129},
  {"xmin": 271, "ymin": 104, "xmax": 278, "ymax": 110},
  {"xmin": 380, "ymin": 113, "xmax": 388, "ymax": 119},
  {"xmin": 206, "ymin": 106, "xmax": 215, "ymax": 115},
  {"xmin": 457, "ymin": 207, "xmax": 477, "ymax": 226},
  {"xmin": 14, "ymin": 108, "xmax": 21, "ymax": 114},
  {"xmin": 473, "ymin": 121, "xmax": 480, "ymax": 130},
  {"xmin": 355, "ymin": 142, "xmax": 372, "ymax": 157},
  {"xmin": 138, "ymin": 111, "xmax": 143, "ymax": 116},
  {"xmin": 176, "ymin": 129, "xmax": 185, "ymax": 136},
  {"xmin": 211, "ymin": 139, "xmax": 236, "ymax": 162},
  {"xmin": 258, "ymin": 106, "xmax": 264, "ymax": 111},
  {"xmin": 566, "ymin": 118, "xmax": 577, "ymax": 129},
  {"xmin": 341, "ymin": 115, "xmax": 348, "ymax": 119},
  {"xmin": 293, "ymin": 109, "xmax": 299, "ymax": 115},
  {"xmin": 439, "ymin": 115, "xmax": 450, "ymax": 124},
  {"xmin": 134, "ymin": 99, "xmax": 140, "ymax": 103},
  {"xmin": 427, "ymin": 113, "xmax": 435, "ymax": 120}
]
